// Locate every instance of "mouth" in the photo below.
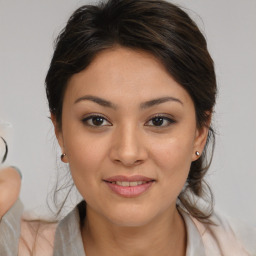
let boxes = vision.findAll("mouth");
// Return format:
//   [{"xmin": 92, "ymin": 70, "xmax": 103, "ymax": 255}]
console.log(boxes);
[
  {"xmin": 103, "ymin": 175, "xmax": 155, "ymax": 197},
  {"xmin": 105, "ymin": 180, "xmax": 152, "ymax": 186}
]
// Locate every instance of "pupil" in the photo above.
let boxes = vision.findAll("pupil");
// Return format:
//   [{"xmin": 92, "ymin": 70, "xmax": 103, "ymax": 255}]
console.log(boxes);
[
  {"xmin": 153, "ymin": 117, "xmax": 163, "ymax": 126},
  {"xmin": 92, "ymin": 117, "xmax": 104, "ymax": 126}
]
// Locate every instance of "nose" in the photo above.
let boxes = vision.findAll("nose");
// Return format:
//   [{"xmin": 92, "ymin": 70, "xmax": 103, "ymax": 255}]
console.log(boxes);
[{"xmin": 109, "ymin": 123, "xmax": 148, "ymax": 167}]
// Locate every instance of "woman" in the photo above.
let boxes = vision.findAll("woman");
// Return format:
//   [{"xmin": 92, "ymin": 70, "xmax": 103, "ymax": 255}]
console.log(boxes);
[{"xmin": 1, "ymin": 0, "xmax": 255, "ymax": 255}]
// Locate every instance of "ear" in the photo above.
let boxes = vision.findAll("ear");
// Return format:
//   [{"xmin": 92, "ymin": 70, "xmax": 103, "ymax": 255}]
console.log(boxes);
[
  {"xmin": 51, "ymin": 114, "xmax": 68, "ymax": 163},
  {"xmin": 192, "ymin": 114, "xmax": 211, "ymax": 161}
]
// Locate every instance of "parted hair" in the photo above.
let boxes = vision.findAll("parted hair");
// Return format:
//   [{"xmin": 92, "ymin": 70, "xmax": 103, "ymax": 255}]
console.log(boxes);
[{"xmin": 46, "ymin": 0, "xmax": 217, "ymax": 223}]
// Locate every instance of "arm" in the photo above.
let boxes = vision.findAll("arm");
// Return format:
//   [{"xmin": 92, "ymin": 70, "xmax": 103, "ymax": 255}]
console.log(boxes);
[{"xmin": 0, "ymin": 166, "xmax": 21, "ymax": 218}]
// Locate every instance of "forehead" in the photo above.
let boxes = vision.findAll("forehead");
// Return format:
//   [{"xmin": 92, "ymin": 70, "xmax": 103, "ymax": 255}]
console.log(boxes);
[{"xmin": 64, "ymin": 47, "xmax": 193, "ymax": 108}]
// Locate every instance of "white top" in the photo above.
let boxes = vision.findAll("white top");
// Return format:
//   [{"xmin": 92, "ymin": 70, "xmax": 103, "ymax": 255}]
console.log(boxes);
[{"xmin": 0, "ymin": 199, "xmax": 256, "ymax": 255}]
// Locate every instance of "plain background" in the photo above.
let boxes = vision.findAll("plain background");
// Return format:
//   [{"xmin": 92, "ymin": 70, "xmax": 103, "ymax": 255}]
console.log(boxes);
[{"xmin": 0, "ymin": 0, "xmax": 255, "ymax": 225}]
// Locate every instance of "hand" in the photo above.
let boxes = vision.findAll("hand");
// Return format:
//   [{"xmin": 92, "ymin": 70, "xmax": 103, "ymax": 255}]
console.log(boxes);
[{"xmin": 0, "ymin": 166, "xmax": 21, "ymax": 218}]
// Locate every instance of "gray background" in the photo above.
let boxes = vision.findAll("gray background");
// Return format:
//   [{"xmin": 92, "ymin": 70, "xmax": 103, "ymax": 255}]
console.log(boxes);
[{"xmin": 0, "ymin": 0, "xmax": 255, "ymax": 225}]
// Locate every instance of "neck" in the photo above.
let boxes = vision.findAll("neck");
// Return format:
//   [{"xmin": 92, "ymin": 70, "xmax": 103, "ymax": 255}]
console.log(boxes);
[{"xmin": 81, "ymin": 206, "xmax": 187, "ymax": 256}]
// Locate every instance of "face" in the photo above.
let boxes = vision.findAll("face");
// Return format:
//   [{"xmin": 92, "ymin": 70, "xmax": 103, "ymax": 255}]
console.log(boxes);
[{"xmin": 53, "ymin": 47, "xmax": 209, "ymax": 227}]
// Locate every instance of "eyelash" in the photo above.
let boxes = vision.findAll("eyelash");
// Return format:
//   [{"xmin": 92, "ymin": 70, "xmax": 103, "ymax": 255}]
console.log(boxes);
[{"xmin": 81, "ymin": 114, "xmax": 176, "ymax": 128}]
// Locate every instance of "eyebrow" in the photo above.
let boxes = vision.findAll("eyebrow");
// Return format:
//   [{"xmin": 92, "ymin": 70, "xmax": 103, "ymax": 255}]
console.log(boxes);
[
  {"xmin": 74, "ymin": 95, "xmax": 183, "ymax": 109},
  {"xmin": 74, "ymin": 95, "xmax": 118, "ymax": 109}
]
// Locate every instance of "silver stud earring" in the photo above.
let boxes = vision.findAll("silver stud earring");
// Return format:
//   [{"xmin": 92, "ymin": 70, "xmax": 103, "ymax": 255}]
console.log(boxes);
[{"xmin": 195, "ymin": 151, "xmax": 200, "ymax": 156}]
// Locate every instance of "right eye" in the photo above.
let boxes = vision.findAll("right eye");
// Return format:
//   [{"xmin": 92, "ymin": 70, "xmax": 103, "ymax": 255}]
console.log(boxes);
[{"xmin": 82, "ymin": 115, "xmax": 112, "ymax": 127}]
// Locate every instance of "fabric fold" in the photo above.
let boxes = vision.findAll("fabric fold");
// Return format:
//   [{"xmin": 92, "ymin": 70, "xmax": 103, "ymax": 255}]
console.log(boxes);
[{"xmin": 53, "ymin": 206, "xmax": 86, "ymax": 256}]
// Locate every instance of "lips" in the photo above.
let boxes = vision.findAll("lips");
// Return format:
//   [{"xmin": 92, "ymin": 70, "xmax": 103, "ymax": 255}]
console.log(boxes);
[
  {"xmin": 103, "ymin": 175, "xmax": 155, "ymax": 197},
  {"xmin": 109, "ymin": 181, "xmax": 148, "ymax": 186},
  {"xmin": 104, "ymin": 175, "xmax": 154, "ymax": 183}
]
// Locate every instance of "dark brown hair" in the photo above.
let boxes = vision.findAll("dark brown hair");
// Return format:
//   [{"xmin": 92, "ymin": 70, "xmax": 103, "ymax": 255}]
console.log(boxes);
[{"xmin": 46, "ymin": 0, "xmax": 217, "ymax": 223}]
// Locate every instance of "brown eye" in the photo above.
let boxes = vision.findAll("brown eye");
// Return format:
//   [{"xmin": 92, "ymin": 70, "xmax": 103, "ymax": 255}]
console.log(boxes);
[
  {"xmin": 91, "ymin": 116, "xmax": 104, "ymax": 126},
  {"xmin": 146, "ymin": 115, "xmax": 176, "ymax": 127},
  {"xmin": 82, "ymin": 115, "xmax": 111, "ymax": 127},
  {"xmin": 152, "ymin": 117, "xmax": 164, "ymax": 126}
]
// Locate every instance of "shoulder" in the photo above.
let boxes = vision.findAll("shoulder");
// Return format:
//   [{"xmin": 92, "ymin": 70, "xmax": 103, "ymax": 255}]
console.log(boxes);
[
  {"xmin": 192, "ymin": 211, "xmax": 256, "ymax": 255},
  {"xmin": 19, "ymin": 218, "xmax": 58, "ymax": 256}
]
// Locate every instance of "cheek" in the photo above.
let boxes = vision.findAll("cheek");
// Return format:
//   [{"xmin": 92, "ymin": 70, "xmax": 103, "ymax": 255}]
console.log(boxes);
[
  {"xmin": 64, "ymin": 131, "xmax": 108, "ymax": 195},
  {"xmin": 152, "ymin": 133, "xmax": 194, "ymax": 168},
  {"xmin": 150, "ymin": 133, "xmax": 194, "ymax": 191}
]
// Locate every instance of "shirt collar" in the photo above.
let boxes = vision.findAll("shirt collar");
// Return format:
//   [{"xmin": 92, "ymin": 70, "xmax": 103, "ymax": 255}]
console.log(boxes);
[
  {"xmin": 54, "ymin": 206, "xmax": 206, "ymax": 256},
  {"xmin": 178, "ymin": 208, "xmax": 206, "ymax": 256},
  {"xmin": 53, "ymin": 207, "xmax": 85, "ymax": 256}
]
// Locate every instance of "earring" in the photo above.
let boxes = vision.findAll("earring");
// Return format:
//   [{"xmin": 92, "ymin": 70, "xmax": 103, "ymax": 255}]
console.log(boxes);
[
  {"xmin": 195, "ymin": 151, "xmax": 200, "ymax": 156},
  {"xmin": 61, "ymin": 153, "xmax": 66, "ymax": 162}
]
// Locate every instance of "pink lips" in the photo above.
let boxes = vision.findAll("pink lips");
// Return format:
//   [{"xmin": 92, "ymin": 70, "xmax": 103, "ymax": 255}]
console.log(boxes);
[{"xmin": 104, "ymin": 175, "xmax": 155, "ymax": 198}]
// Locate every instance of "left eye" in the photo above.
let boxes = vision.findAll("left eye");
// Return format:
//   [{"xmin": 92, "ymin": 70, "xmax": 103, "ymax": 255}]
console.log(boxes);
[
  {"xmin": 146, "ymin": 116, "xmax": 175, "ymax": 127},
  {"xmin": 82, "ymin": 115, "xmax": 111, "ymax": 127}
]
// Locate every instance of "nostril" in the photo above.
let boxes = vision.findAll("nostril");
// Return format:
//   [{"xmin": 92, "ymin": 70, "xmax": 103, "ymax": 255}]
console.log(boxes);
[
  {"xmin": 134, "ymin": 160, "xmax": 143, "ymax": 165},
  {"xmin": 114, "ymin": 159, "xmax": 143, "ymax": 166}
]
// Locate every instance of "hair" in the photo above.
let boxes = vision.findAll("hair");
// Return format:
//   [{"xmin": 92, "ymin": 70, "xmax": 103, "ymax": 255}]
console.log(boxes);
[{"xmin": 46, "ymin": 0, "xmax": 217, "ymax": 223}]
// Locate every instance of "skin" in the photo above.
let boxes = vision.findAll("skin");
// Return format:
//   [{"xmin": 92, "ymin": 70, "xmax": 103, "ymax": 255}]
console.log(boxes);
[{"xmin": 52, "ymin": 47, "xmax": 210, "ymax": 256}]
